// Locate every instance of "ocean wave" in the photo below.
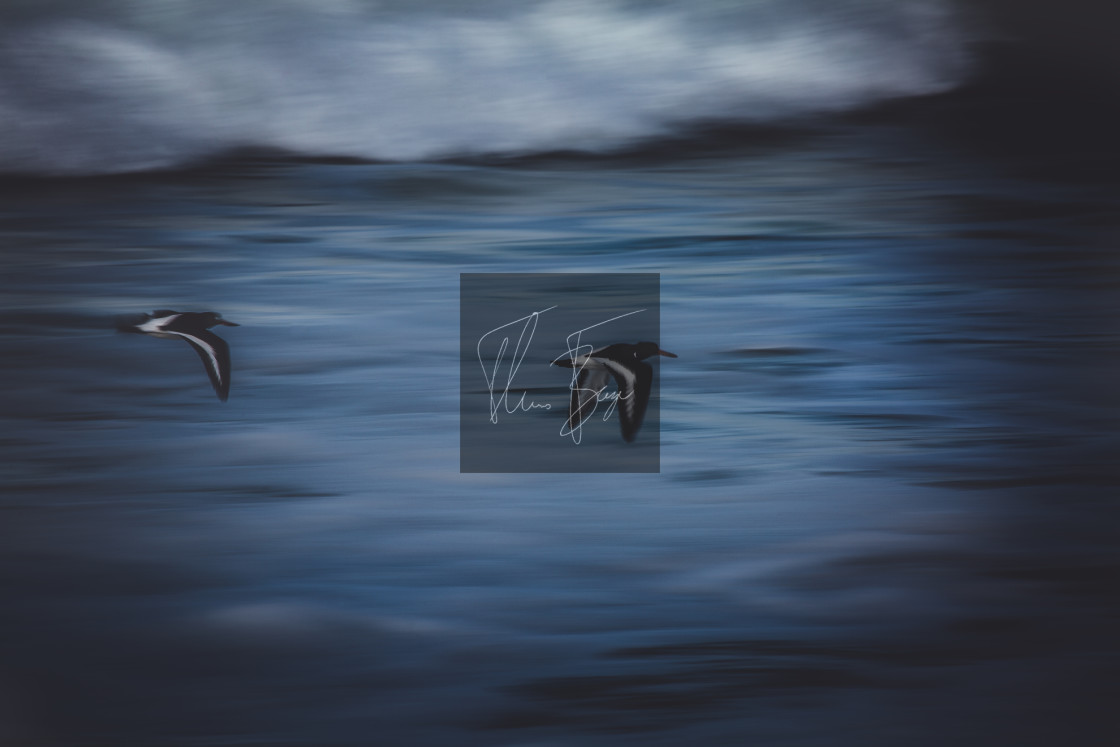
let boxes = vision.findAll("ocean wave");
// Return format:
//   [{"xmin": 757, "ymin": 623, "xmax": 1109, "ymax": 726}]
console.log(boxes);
[{"xmin": 0, "ymin": 0, "xmax": 969, "ymax": 175}]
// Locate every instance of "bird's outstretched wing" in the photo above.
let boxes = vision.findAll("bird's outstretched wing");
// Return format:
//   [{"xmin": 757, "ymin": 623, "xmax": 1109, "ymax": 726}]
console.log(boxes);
[
  {"xmin": 168, "ymin": 329, "xmax": 231, "ymax": 401},
  {"xmin": 600, "ymin": 358, "xmax": 652, "ymax": 442},
  {"xmin": 567, "ymin": 365, "xmax": 611, "ymax": 435}
]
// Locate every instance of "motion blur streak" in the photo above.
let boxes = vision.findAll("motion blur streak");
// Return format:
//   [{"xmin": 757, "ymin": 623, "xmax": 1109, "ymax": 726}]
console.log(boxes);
[{"xmin": 1, "ymin": 1, "xmax": 1118, "ymax": 746}]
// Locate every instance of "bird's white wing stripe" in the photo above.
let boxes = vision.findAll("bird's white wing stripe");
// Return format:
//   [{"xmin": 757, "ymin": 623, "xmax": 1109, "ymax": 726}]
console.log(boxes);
[
  {"xmin": 572, "ymin": 367, "xmax": 610, "ymax": 423},
  {"xmin": 137, "ymin": 314, "xmax": 179, "ymax": 333},
  {"xmin": 579, "ymin": 367, "xmax": 611, "ymax": 396},
  {"xmin": 598, "ymin": 358, "xmax": 637, "ymax": 402},
  {"xmin": 167, "ymin": 331, "xmax": 222, "ymax": 384}
]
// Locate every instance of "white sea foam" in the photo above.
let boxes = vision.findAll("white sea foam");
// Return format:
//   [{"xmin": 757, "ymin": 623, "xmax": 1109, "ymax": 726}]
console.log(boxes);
[{"xmin": 0, "ymin": 0, "xmax": 968, "ymax": 174}]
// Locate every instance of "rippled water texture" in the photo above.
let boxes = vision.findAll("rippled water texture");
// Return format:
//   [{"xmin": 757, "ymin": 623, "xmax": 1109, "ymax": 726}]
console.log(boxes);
[{"xmin": 1, "ymin": 120, "xmax": 1117, "ymax": 745}]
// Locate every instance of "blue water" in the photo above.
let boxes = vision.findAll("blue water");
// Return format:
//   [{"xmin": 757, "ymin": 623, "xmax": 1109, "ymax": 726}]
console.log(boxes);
[{"xmin": 1, "ymin": 117, "xmax": 1118, "ymax": 745}]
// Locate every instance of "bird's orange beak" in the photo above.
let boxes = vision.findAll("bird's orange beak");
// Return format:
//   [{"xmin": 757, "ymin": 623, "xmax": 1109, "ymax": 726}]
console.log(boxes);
[{"xmin": 658, "ymin": 349, "xmax": 677, "ymax": 358}]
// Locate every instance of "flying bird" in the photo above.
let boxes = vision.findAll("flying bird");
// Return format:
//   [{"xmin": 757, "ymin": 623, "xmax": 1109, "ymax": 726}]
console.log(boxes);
[
  {"xmin": 119, "ymin": 310, "xmax": 239, "ymax": 401},
  {"xmin": 552, "ymin": 341, "xmax": 676, "ymax": 442}
]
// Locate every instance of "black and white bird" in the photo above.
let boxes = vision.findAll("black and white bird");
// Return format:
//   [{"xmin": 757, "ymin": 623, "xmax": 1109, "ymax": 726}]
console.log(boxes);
[
  {"xmin": 552, "ymin": 341, "xmax": 676, "ymax": 442},
  {"xmin": 119, "ymin": 310, "xmax": 239, "ymax": 401}
]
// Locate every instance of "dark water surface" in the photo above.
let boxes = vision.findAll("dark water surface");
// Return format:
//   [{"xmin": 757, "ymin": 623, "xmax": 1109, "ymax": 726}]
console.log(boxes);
[{"xmin": 1, "ymin": 121, "xmax": 1117, "ymax": 745}]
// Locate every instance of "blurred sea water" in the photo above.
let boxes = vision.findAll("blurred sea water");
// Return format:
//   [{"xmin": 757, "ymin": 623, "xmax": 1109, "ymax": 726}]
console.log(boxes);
[{"xmin": 1, "ymin": 112, "xmax": 1118, "ymax": 744}]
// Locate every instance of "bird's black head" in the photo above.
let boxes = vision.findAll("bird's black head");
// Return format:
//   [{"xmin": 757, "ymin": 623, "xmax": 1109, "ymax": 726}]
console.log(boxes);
[
  {"xmin": 201, "ymin": 311, "xmax": 239, "ymax": 327},
  {"xmin": 634, "ymin": 342, "xmax": 677, "ymax": 360}
]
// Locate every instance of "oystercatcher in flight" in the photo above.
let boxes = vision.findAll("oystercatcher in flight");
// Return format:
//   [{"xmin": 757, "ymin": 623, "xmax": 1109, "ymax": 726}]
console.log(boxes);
[
  {"xmin": 552, "ymin": 341, "xmax": 676, "ymax": 442},
  {"xmin": 119, "ymin": 310, "xmax": 239, "ymax": 401}
]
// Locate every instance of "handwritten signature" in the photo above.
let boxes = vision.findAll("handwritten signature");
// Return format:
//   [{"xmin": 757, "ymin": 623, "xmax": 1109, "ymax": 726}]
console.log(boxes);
[
  {"xmin": 477, "ymin": 306, "xmax": 556, "ymax": 423},
  {"xmin": 477, "ymin": 308, "xmax": 648, "ymax": 442}
]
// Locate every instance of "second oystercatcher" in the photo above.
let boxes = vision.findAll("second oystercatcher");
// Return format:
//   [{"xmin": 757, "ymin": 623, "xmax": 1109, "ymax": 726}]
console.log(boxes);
[{"xmin": 552, "ymin": 341, "xmax": 676, "ymax": 442}]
